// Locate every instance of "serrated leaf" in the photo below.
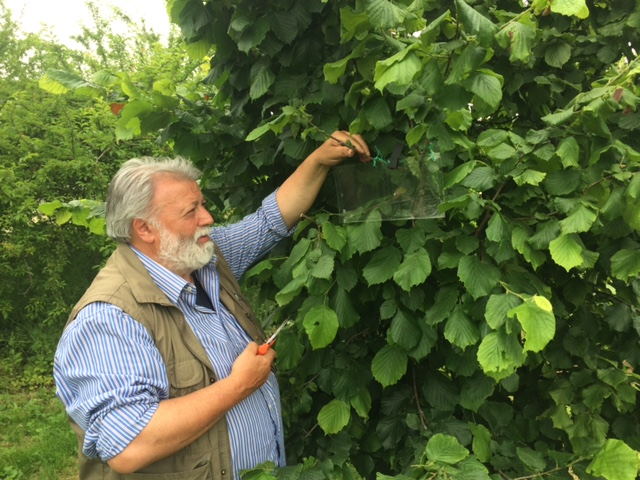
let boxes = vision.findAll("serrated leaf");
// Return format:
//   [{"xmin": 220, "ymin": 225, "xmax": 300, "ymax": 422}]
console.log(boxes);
[
  {"xmin": 271, "ymin": 11, "xmax": 299, "ymax": 44},
  {"xmin": 347, "ymin": 212, "xmax": 383, "ymax": 254},
  {"xmin": 444, "ymin": 305, "xmax": 479, "ymax": 350},
  {"xmin": 557, "ymin": 136, "xmax": 580, "ymax": 168},
  {"xmin": 545, "ymin": 42, "xmax": 572, "ymax": 68},
  {"xmin": 444, "ymin": 161, "xmax": 478, "ymax": 188},
  {"xmin": 332, "ymin": 288, "xmax": 360, "ymax": 328},
  {"xmin": 393, "ymin": 248, "xmax": 432, "ymax": 291},
  {"xmin": 351, "ymin": 387, "xmax": 372, "ymax": 419},
  {"xmin": 310, "ymin": 255, "xmax": 335, "ymax": 279},
  {"xmin": 425, "ymin": 433, "xmax": 470, "ymax": 464},
  {"xmin": 610, "ymin": 249, "xmax": 640, "ymax": 281},
  {"xmin": 477, "ymin": 330, "xmax": 525, "ymax": 380},
  {"xmin": 457, "ymin": 255, "xmax": 501, "ymax": 299},
  {"xmin": 460, "ymin": 375, "xmax": 495, "ymax": 412},
  {"xmin": 389, "ymin": 310, "xmax": 421, "ymax": 350},
  {"xmin": 318, "ymin": 399, "xmax": 351, "ymax": 435},
  {"xmin": 470, "ymin": 424, "xmax": 492, "ymax": 462},
  {"xmin": 542, "ymin": 108, "xmax": 575, "ymax": 126},
  {"xmin": 464, "ymin": 71, "xmax": 503, "ymax": 109},
  {"xmin": 497, "ymin": 20, "xmax": 536, "ymax": 63},
  {"xmin": 38, "ymin": 200, "xmax": 63, "ymax": 216},
  {"xmin": 513, "ymin": 169, "xmax": 546, "ymax": 186},
  {"xmin": 374, "ymin": 49, "xmax": 422, "ymax": 92},
  {"xmin": 363, "ymin": 246, "xmax": 402, "ymax": 285},
  {"xmin": 250, "ymin": 62, "xmax": 275, "ymax": 100},
  {"xmin": 549, "ymin": 233, "xmax": 583, "ymax": 271},
  {"xmin": 55, "ymin": 209, "xmax": 72, "ymax": 225},
  {"xmin": 587, "ymin": 439, "xmax": 640, "ymax": 480},
  {"xmin": 275, "ymin": 275, "xmax": 305, "ymax": 306},
  {"xmin": 551, "ymin": 0, "xmax": 590, "ymax": 19},
  {"xmin": 559, "ymin": 205, "xmax": 597, "ymax": 234},
  {"xmin": 303, "ymin": 305, "xmax": 339, "ymax": 349},
  {"xmin": 365, "ymin": 0, "xmax": 406, "ymax": 29},
  {"xmin": 517, "ymin": 447, "xmax": 547, "ymax": 472},
  {"xmin": 322, "ymin": 221, "xmax": 348, "ymax": 251},
  {"xmin": 372, "ymin": 344, "xmax": 408, "ymax": 387},
  {"xmin": 485, "ymin": 294, "xmax": 522, "ymax": 329},
  {"xmin": 456, "ymin": 0, "xmax": 498, "ymax": 46},
  {"xmin": 508, "ymin": 296, "xmax": 555, "ymax": 352}
]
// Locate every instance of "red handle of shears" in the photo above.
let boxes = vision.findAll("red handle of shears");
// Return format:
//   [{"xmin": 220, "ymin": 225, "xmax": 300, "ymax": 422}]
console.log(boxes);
[{"xmin": 257, "ymin": 339, "xmax": 276, "ymax": 355}]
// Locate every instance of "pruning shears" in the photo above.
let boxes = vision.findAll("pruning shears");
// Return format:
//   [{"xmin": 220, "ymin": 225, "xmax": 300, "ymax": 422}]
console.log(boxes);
[{"xmin": 257, "ymin": 319, "xmax": 291, "ymax": 355}]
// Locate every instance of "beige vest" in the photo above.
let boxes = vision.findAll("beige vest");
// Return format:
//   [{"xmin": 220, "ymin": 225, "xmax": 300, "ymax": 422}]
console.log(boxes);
[{"xmin": 64, "ymin": 243, "xmax": 267, "ymax": 480}]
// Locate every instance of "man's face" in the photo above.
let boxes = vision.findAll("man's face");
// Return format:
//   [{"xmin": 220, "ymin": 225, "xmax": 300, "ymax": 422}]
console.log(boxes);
[{"xmin": 149, "ymin": 175, "xmax": 215, "ymax": 276}]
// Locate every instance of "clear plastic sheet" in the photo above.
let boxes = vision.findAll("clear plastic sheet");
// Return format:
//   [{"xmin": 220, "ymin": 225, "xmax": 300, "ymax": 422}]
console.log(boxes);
[{"xmin": 333, "ymin": 155, "xmax": 444, "ymax": 224}]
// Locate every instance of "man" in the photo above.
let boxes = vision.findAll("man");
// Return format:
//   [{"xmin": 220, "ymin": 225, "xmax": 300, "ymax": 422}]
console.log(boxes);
[{"xmin": 54, "ymin": 132, "xmax": 370, "ymax": 480}]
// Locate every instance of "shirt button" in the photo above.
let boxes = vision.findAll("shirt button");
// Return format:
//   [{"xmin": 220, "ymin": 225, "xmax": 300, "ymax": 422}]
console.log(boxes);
[
  {"xmin": 221, "ymin": 470, "xmax": 226, "ymax": 475},
  {"xmin": 209, "ymin": 377, "xmax": 215, "ymax": 383}
]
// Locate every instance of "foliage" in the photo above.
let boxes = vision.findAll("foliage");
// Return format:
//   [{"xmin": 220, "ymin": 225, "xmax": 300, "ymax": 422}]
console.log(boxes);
[
  {"xmin": 45, "ymin": 0, "xmax": 640, "ymax": 479},
  {"xmin": 0, "ymin": 0, "xmax": 175, "ymax": 370},
  {"xmin": 0, "ymin": 385, "xmax": 76, "ymax": 480}
]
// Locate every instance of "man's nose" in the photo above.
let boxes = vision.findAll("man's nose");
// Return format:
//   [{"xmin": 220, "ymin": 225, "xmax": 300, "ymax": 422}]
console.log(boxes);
[{"xmin": 199, "ymin": 206, "xmax": 214, "ymax": 226}]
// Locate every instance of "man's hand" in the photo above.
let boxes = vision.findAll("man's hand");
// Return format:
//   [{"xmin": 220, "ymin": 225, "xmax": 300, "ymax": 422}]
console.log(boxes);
[
  {"xmin": 229, "ymin": 342, "xmax": 276, "ymax": 398},
  {"xmin": 310, "ymin": 131, "xmax": 371, "ymax": 167}
]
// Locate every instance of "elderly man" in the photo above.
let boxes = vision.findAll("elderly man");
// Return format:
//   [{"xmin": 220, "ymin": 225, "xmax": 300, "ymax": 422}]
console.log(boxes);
[{"xmin": 54, "ymin": 132, "xmax": 369, "ymax": 480}]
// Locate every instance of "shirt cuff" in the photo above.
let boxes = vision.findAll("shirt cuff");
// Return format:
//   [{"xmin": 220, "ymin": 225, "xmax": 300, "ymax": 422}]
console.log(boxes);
[{"xmin": 262, "ymin": 189, "xmax": 297, "ymax": 238}]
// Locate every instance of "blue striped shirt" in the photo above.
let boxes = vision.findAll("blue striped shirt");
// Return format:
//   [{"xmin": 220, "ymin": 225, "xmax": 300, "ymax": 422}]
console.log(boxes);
[{"xmin": 54, "ymin": 191, "xmax": 291, "ymax": 479}]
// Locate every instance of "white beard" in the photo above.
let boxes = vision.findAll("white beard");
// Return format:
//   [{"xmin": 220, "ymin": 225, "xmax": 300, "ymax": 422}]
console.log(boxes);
[{"xmin": 157, "ymin": 226, "xmax": 214, "ymax": 276}]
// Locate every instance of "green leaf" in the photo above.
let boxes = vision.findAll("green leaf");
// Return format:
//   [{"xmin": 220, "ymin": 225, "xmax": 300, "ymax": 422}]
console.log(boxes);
[
  {"xmin": 457, "ymin": 255, "xmax": 501, "ymax": 299},
  {"xmin": 470, "ymin": 424, "xmax": 492, "ymax": 462},
  {"xmin": 557, "ymin": 136, "xmax": 580, "ymax": 168},
  {"xmin": 456, "ymin": 0, "xmax": 498, "ymax": 46},
  {"xmin": 275, "ymin": 275, "xmax": 305, "ymax": 306},
  {"xmin": 324, "ymin": 55, "xmax": 353, "ymax": 84},
  {"xmin": 517, "ymin": 447, "xmax": 547, "ymax": 472},
  {"xmin": 246, "ymin": 123, "xmax": 272, "ymax": 142},
  {"xmin": 372, "ymin": 344, "xmax": 408, "ymax": 387},
  {"xmin": 559, "ymin": 205, "xmax": 597, "ymax": 234},
  {"xmin": 425, "ymin": 433, "xmax": 470, "ymax": 464},
  {"xmin": 333, "ymin": 288, "xmax": 360, "ymax": 328},
  {"xmin": 477, "ymin": 330, "xmax": 526, "ymax": 380},
  {"xmin": 508, "ymin": 295, "xmax": 556, "ymax": 352},
  {"xmin": 310, "ymin": 255, "xmax": 335, "ymax": 280},
  {"xmin": 350, "ymin": 387, "xmax": 372, "ymax": 419},
  {"xmin": 545, "ymin": 41, "xmax": 572, "ymax": 68},
  {"xmin": 587, "ymin": 439, "xmax": 640, "ymax": 480},
  {"xmin": 322, "ymin": 221, "xmax": 348, "ymax": 251},
  {"xmin": 365, "ymin": 0, "xmax": 406, "ymax": 29},
  {"xmin": 485, "ymin": 294, "xmax": 522, "ymax": 329},
  {"xmin": 393, "ymin": 248, "xmax": 432, "ymax": 291},
  {"xmin": 542, "ymin": 108, "xmax": 575, "ymax": 126},
  {"xmin": 549, "ymin": 233, "xmax": 583, "ymax": 271},
  {"xmin": 513, "ymin": 169, "xmax": 546, "ymax": 186},
  {"xmin": 250, "ymin": 61, "xmax": 276, "ymax": 100},
  {"xmin": 363, "ymin": 246, "xmax": 402, "ymax": 285},
  {"xmin": 551, "ymin": 0, "xmax": 590, "ymax": 19},
  {"xmin": 610, "ymin": 249, "xmax": 640, "ymax": 281},
  {"xmin": 318, "ymin": 399, "xmax": 351, "ymax": 435},
  {"xmin": 444, "ymin": 305, "xmax": 479, "ymax": 350},
  {"xmin": 444, "ymin": 161, "xmax": 478, "ymax": 188},
  {"xmin": 389, "ymin": 310, "xmax": 421, "ymax": 350},
  {"xmin": 38, "ymin": 200, "xmax": 63, "ymax": 216},
  {"xmin": 184, "ymin": 38, "xmax": 211, "ymax": 60},
  {"xmin": 497, "ymin": 20, "xmax": 536, "ymax": 63},
  {"xmin": 55, "ymin": 209, "xmax": 72, "ymax": 225},
  {"xmin": 374, "ymin": 48, "xmax": 422, "ymax": 92},
  {"xmin": 347, "ymin": 212, "xmax": 383, "ymax": 254},
  {"xmin": 464, "ymin": 71, "xmax": 503, "ymax": 109},
  {"xmin": 303, "ymin": 305, "xmax": 340, "ymax": 350}
]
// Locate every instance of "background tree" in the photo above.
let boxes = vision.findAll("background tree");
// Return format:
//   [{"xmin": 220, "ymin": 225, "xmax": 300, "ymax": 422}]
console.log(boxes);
[
  {"xmin": 43, "ymin": 0, "xmax": 640, "ymax": 478},
  {"xmin": 0, "ymin": 0, "xmax": 188, "ymax": 383}
]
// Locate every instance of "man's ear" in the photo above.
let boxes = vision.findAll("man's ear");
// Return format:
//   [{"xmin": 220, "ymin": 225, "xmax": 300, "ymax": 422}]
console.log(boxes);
[{"xmin": 132, "ymin": 218, "xmax": 156, "ymax": 245}]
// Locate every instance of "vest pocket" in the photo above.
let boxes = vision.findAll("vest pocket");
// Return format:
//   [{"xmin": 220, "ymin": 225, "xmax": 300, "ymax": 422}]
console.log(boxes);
[
  {"xmin": 122, "ymin": 459, "xmax": 210, "ymax": 479},
  {"xmin": 166, "ymin": 358, "xmax": 206, "ymax": 397}
]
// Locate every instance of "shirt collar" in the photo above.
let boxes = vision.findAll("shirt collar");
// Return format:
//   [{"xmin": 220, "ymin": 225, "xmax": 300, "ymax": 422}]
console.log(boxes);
[{"xmin": 130, "ymin": 245, "xmax": 207, "ymax": 306}]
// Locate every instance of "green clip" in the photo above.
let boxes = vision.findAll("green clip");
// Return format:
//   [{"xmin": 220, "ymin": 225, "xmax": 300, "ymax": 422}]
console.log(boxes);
[{"xmin": 371, "ymin": 147, "xmax": 390, "ymax": 168}]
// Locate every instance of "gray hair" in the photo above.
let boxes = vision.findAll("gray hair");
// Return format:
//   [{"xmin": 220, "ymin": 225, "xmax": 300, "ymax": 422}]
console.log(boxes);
[{"xmin": 106, "ymin": 156, "xmax": 202, "ymax": 243}]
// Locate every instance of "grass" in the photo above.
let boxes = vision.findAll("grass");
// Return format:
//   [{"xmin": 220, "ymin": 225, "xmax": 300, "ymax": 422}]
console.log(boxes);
[{"xmin": 0, "ymin": 361, "xmax": 78, "ymax": 480}]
